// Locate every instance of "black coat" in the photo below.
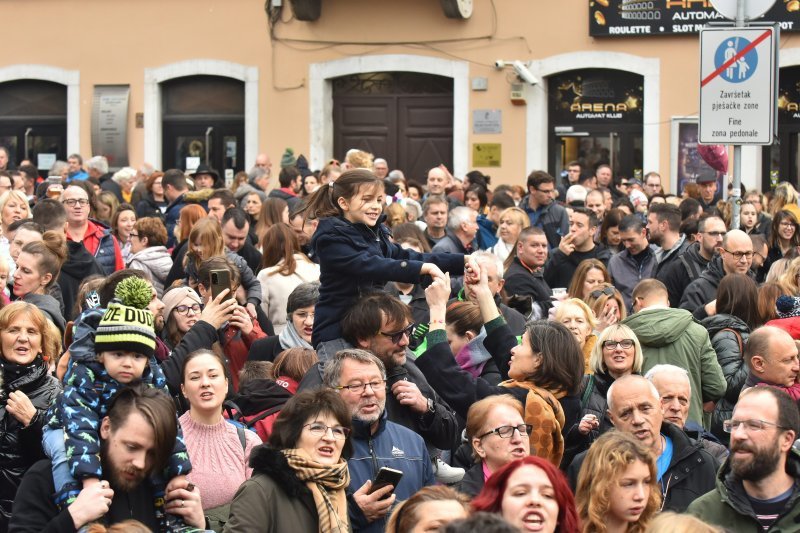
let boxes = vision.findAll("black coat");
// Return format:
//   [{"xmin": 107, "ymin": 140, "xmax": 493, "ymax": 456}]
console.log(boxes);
[
  {"xmin": 543, "ymin": 244, "xmax": 612, "ymax": 290},
  {"xmin": 247, "ymin": 335, "xmax": 286, "ymax": 363},
  {"xmin": 235, "ymin": 241, "xmax": 263, "ymax": 275},
  {"xmin": 456, "ymin": 463, "xmax": 484, "ymax": 498},
  {"xmin": 567, "ymin": 422, "xmax": 719, "ymax": 512},
  {"xmin": 384, "ymin": 282, "xmax": 430, "ymax": 326},
  {"xmin": 58, "ymin": 240, "xmax": 105, "ymax": 321},
  {"xmin": 679, "ymin": 255, "xmax": 727, "ymax": 320},
  {"xmin": 135, "ymin": 194, "xmax": 166, "ymax": 221},
  {"xmin": 503, "ymin": 258, "xmax": 551, "ymax": 318},
  {"xmin": 0, "ymin": 359, "xmax": 61, "ymax": 530},
  {"xmin": 562, "ymin": 371, "xmax": 616, "ymax": 467},
  {"xmin": 657, "ymin": 241, "xmax": 710, "ymax": 308}
]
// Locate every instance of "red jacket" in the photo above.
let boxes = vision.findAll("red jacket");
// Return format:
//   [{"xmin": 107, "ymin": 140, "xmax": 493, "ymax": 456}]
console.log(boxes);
[
  {"xmin": 221, "ymin": 318, "xmax": 266, "ymax": 391},
  {"xmin": 79, "ymin": 220, "xmax": 124, "ymax": 272}
]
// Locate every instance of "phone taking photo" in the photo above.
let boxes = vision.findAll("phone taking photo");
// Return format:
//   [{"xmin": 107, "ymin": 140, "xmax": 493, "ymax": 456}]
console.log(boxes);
[{"xmin": 367, "ymin": 467, "xmax": 403, "ymax": 500}]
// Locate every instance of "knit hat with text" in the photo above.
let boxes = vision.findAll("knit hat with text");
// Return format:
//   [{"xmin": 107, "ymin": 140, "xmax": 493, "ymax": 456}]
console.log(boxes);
[{"xmin": 94, "ymin": 277, "xmax": 156, "ymax": 357}]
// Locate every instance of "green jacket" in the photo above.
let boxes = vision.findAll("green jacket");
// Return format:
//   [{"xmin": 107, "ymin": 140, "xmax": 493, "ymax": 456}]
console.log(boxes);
[
  {"xmin": 688, "ymin": 449, "xmax": 800, "ymax": 532},
  {"xmin": 622, "ymin": 307, "xmax": 726, "ymax": 426}
]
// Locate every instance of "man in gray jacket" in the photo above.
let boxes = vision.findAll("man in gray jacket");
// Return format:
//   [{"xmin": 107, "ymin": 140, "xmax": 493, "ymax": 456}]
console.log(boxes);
[{"xmin": 608, "ymin": 215, "xmax": 657, "ymax": 310}]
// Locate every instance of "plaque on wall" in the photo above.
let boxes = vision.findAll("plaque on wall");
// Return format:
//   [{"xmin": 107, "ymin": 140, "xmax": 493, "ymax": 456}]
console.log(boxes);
[
  {"xmin": 91, "ymin": 85, "xmax": 130, "ymax": 168},
  {"xmin": 473, "ymin": 110, "xmax": 502, "ymax": 134},
  {"xmin": 473, "ymin": 143, "xmax": 501, "ymax": 167}
]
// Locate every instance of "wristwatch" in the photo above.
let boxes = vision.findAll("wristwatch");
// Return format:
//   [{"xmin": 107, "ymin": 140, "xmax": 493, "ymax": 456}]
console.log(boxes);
[{"xmin": 426, "ymin": 398, "xmax": 435, "ymax": 413}]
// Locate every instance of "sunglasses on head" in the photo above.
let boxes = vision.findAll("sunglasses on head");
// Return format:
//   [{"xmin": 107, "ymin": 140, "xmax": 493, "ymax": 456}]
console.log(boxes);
[{"xmin": 589, "ymin": 286, "xmax": 616, "ymax": 299}]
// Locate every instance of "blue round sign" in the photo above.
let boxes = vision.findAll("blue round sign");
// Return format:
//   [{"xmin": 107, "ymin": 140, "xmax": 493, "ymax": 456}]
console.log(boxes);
[{"xmin": 714, "ymin": 38, "xmax": 758, "ymax": 83}]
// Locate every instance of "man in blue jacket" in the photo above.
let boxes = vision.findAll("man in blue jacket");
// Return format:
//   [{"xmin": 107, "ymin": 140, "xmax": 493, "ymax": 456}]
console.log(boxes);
[{"xmin": 323, "ymin": 349, "xmax": 434, "ymax": 533}]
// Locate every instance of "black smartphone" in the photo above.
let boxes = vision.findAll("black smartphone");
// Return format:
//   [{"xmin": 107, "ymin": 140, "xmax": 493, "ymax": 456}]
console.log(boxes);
[
  {"xmin": 210, "ymin": 269, "xmax": 231, "ymax": 301},
  {"xmin": 368, "ymin": 467, "xmax": 403, "ymax": 499}
]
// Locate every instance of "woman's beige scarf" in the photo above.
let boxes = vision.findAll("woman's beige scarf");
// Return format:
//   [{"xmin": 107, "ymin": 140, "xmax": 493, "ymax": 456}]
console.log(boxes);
[{"xmin": 282, "ymin": 448, "xmax": 351, "ymax": 533}]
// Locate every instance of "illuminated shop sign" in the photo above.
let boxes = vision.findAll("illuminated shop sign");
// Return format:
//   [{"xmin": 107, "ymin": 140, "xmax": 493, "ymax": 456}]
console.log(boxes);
[
  {"xmin": 778, "ymin": 67, "xmax": 800, "ymax": 123},
  {"xmin": 589, "ymin": 0, "xmax": 800, "ymax": 37},
  {"xmin": 549, "ymin": 69, "xmax": 643, "ymax": 124}
]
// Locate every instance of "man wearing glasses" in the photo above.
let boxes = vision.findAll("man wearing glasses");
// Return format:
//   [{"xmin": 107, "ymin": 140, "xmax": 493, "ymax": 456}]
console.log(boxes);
[
  {"xmin": 323, "ymin": 349, "xmax": 434, "ymax": 533},
  {"xmin": 61, "ymin": 184, "xmax": 123, "ymax": 276},
  {"xmin": 689, "ymin": 386, "xmax": 800, "ymax": 531},
  {"xmin": 567, "ymin": 374, "xmax": 719, "ymax": 512},
  {"xmin": 680, "ymin": 229, "xmax": 754, "ymax": 320},
  {"xmin": 522, "ymin": 170, "xmax": 569, "ymax": 250}
]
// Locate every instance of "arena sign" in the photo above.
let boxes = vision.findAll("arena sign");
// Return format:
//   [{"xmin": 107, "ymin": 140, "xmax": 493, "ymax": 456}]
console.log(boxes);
[{"xmin": 589, "ymin": 0, "xmax": 799, "ymax": 37}]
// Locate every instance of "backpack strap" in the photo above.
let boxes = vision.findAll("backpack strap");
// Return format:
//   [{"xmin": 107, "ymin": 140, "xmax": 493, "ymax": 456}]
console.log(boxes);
[
  {"xmin": 680, "ymin": 255, "xmax": 703, "ymax": 281},
  {"xmin": 580, "ymin": 375, "xmax": 595, "ymax": 411},
  {"xmin": 243, "ymin": 405, "xmax": 284, "ymax": 428},
  {"xmin": 236, "ymin": 425, "xmax": 246, "ymax": 452},
  {"xmin": 720, "ymin": 327, "xmax": 743, "ymax": 354}
]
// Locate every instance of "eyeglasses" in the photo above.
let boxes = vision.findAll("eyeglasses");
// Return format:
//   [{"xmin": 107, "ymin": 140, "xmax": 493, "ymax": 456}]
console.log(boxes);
[
  {"xmin": 129, "ymin": 232, "xmax": 140, "ymax": 239},
  {"xmin": 589, "ymin": 286, "xmax": 616, "ymax": 299},
  {"xmin": 335, "ymin": 379, "xmax": 386, "ymax": 394},
  {"xmin": 379, "ymin": 324, "xmax": 414, "ymax": 344},
  {"xmin": 535, "ymin": 187, "xmax": 555, "ymax": 194},
  {"xmin": 702, "ymin": 231, "xmax": 726, "ymax": 237},
  {"xmin": 478, "ymin": 424, "xmax": 532, "ymax": 440},
  {"xmin": 174, "ymin": 304, "xmax": 201, "ymax": 315},
  {"xmin": 780, "ymin": 221, "xmax": 796, "ymax": 228},
  {"xmin": 303, "ymin": 422, "xmax": 351, "ymax": 440},
  {"xmin": 723, "ymin": 419, "xmax": 790, "ymax": 433},
  {"xmin": 722, "ymin": 248, "xmax": 754, "ymax": 261},
  {"xmin": 602, "ymin": 339, "xmax": 635, "ymax": 350},
  {"xmin": 62, "ymin": 198, "xmax": 89, "ymax": 207}
]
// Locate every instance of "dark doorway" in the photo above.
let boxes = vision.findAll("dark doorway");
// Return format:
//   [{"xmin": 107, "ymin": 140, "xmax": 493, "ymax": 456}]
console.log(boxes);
[
  {"xmin": 161, "ymin": 76, "xmax": 245, "ymax": 178},
  {"xmin": 0, "ymin": 80, "xmax": 67, "ymax": 170},
  {"xmin": 333, "ymin": 72, "xmax": 453, "ymax": 181},
  {"xmin": 762, "ymin": 66, "xmax": 800, "ymax": 192}
]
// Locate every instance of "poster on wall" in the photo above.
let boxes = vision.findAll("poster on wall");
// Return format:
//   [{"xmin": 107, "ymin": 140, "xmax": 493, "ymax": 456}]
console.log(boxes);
[
  {"xmin": 589, "ymin": 0, "xmax": 800, "ymax": 37},
  {"xmin": 549, "ymin": 69, "xmax": 643, "ymax": 126},
  {"xmin": 91, "ymin": 85, "xmax": 130, "ymax": 168},
  {"xmin": 670, "ymin": 117, "xmax": 721, "ymax": 195}
]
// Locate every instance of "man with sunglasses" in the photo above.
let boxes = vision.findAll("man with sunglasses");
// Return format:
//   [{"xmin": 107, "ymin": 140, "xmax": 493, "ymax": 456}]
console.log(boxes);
[
  {"xmin": 689, "ymin": 387, "xmax": 800, "ymax": 531},
  {"xmin": 680, "ymin": 229, "xmax": 754, "ymax": 320}
]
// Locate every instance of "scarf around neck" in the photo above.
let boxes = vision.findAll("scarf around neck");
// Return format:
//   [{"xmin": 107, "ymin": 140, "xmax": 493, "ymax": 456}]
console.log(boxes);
[
  {"xmin": 282, "ymin": 447, "xmax": 350, "ymax": 533},
  {"xmin": 279, "ymin": 322, "xmax": 313, "ymax": 350},
  {"xmin": 455, "ymin": 327, "xmax": 492, "ymax": 378}
]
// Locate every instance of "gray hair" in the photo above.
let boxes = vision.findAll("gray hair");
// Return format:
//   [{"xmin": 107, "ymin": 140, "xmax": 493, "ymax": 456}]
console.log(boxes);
[
  {"xmin": 607, "ymin": 374, "xmax": 660, "ymax": 412},
  {"xmin": 645, "ymin": 364, "xmax": 692, "ymax": 394},
  {"xmin": 112, "ymin": 167, "xmax": 137, "ymax": 185},
  {"xmin": 388, "ymin": 169, "xmax": 405, "ymax": 181},
  {"xmin": 322, "ymin": 349, "xmax": 387, "ymax": 388},
  {"xmin": 49, "ymin": 160, "xmax": 68, "ymax": 177},
  {"xmin": 86, "ymin": 156, "xmax": 109, "ymax": 174},
  {"xmin": 374, "ymin": 158, "xmax": 388, "ymax": 167},
  {"xmin": 473, "ymin": 250, "xmax": 504, "ymax": 280},
  {"xmin": 286, "ymin": 281, "xmax": 320, "ymax": 315},
  {"xmin": 248, "ymin": 166, "xmax": 269, "ymax": 181},
  {"xmin": 403, "ymin": 198, "xmax": 422, "ymax": 221},
  {"xmin": 447, "ymin": 206, "xmax": 475, "ymax": 233}
]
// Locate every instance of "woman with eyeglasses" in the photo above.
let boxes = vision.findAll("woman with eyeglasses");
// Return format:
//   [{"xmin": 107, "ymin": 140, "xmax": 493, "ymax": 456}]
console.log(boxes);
[
  {"xmin": 161, "ymin": 286, "xmax": 204, "ymax": 351},
  {"xmin": 178, "ymin": 349, "xmax": 262, "ymax": 530},
  {"xmin": 225, "ymin": 388, "xmax": 351, "ymax": 533},
  {"xmin": 457, "ymin": 395, "xmax": 531, "ymax": 498},
  {"xmin": 126, "ymin": 217, "xmax": 173, "ymax": 298},
  {"xmin": 765, "ymin": 210, "xmax": 800, "ymax": 276},
  {"xmin": 584, "ymin": 282, "xmax": 627, "ymax": 333},
  {"xmin": 563, "ymin": 324, "xmax": 643, "ymax": 467}
]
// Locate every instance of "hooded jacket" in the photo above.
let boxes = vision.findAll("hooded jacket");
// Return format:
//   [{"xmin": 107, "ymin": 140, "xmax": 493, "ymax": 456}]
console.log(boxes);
[
  {"xmin": 701, "ymin": 313, "xmax": 750, "ymax": 444},
  {"xmin": 58, "ymin": 240, "xmax": 105, "ymax": 321},
  {"xmin": 679, "ymin": 255, "xmax": 728, "ymax": 319},
  {"xmin": 521, "ymin": 195, "xmax": 570, "ymax": 250},
  {"xmin": 267, "ymin": 187, "xmax": 301, "ymax": 212},
  {"xmin": 127, "ymin": 245, "xmax": 173, "ymax": 298},
  {"xmin": 164, "ymin": 193, "xmax": 187, "ymax": 248},
  {"xmin": 0, "ymin": 358, "xmax": 60, "ymax": 530},
  {"xmin": 227, "ymin": 378, "xmax": 295, "ymax": 442},
  {"xmin": 347, "ymin": 411, "xmax": 435, "ymax": 533},
  {"xmin": 622, "ymin": 307, "xmax": 726, "ymax": 426},
  {"xmin": 688, "ymin": 448, "xmax": 800, "ymax": 531},
  {"xmin": 653, "ymin": 233, "xmax": 690, "ymax": 279},
  {"xmin": 135, "ymin": 193, "xmax": 166, "ymax": 221},
  {"xmin": 21, "ymin": 293, "xmax": 65, "ymax": 335},
  {"xmin": 657, "ymin": 241, "xmax": 710, "ymax": 308},
  {"xmin": 607, "ymin": 245, "xmax": 658, "ymax": 310},
  {"xmin": 310, "ymin": 215, "xmax": 464, "ymax": 346},
  {"xmin": 224, "ymin": 445, "xmax": 319, "ymax": 533},
  {"xmin": 568, "ymin": 422, "xmax": 719, "ymax": 512},
  {"xmin": 503, "ymin": 257, "xmax": 551, "ymax": 319}
]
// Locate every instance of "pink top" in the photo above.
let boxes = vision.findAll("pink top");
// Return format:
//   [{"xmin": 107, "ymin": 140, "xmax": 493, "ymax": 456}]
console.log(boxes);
[{"xmin": 179, "ymin": 411, "xmax": 262, "ymax": 510}]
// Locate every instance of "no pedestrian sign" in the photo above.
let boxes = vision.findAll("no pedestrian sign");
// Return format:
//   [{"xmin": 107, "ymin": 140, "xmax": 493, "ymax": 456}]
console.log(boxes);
[{"xmin": 699, "ymin": 26, "xmax": 777, "ymax": 145}]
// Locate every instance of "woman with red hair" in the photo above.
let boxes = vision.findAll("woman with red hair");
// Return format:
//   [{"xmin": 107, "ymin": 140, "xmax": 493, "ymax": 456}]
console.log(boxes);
[{"xmin": 472, "ymin": 456, "xmax": 580, "ymax": 533}]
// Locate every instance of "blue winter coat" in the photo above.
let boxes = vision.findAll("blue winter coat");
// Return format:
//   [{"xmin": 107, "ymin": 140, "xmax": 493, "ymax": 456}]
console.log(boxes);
[
  {"xmin": 45, "ymin": 309, "xmax": 191, "ymax": 481},
  {"xmin": 310, "ymin": 215, "xmax": 466, "ymax": 346},
  {"xmin": 346, "ymin": 411, "xmax": 434, "ymax": 533}
]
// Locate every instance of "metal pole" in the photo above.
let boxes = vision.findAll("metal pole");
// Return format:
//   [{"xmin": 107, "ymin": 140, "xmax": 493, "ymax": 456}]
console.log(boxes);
[{"xmin": 731, "ymin": 0, "xmax": 745, "ymax": 230}]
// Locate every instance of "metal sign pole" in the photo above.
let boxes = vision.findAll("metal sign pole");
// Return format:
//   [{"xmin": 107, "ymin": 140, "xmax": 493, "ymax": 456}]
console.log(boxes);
[{"xmin": 731, "ymin": 0, "xmax": 745, "ymax": 230}]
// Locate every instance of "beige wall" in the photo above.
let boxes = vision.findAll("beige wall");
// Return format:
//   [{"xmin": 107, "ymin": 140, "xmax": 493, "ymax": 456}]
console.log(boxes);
[{"xmin": 2, "ymin": 0, "xmax": 767, "ymax": 190}]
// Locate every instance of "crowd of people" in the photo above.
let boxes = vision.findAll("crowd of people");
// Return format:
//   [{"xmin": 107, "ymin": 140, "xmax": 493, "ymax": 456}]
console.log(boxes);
[{"xmin": 0, "ymin": 145, "xmax": 798, "ymax": 532}]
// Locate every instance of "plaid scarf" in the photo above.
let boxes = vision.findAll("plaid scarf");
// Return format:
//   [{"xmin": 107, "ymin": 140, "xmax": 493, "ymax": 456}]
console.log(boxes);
[{"xmin": 282, "ymin": 448, "xmax": 350, "ymax": 533}]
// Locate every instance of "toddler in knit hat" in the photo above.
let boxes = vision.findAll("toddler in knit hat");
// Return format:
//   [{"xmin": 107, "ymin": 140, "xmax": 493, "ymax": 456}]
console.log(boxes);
[{"xmin": 42, "ymin": 277, "xmax": 195, "ymax": 532}]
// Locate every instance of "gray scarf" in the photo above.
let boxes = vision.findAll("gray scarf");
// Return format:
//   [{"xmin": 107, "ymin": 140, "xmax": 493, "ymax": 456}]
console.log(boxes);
[{"xmin": 279, "ymin": 322, "xmax": 313, "ymax": 350}]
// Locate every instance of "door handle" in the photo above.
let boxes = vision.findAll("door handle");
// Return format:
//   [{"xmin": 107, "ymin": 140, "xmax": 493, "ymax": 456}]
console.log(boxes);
[
  {"xmin": 205, "ymin": 127, "xmax": 213, "ymax": 166},
  {"xmin": 24, "ymin": 128, "xmax": 33, "ymax": 160}
]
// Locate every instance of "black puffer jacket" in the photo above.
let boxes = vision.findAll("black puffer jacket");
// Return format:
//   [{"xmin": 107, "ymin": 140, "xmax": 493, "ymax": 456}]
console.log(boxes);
[
  {"xmin": 563, "ymin": 371, "xmax": 617, "ymax": 468},
  {"xmin": 0, "ymin": 357, "xmax": 60, "ymax": 530},
  {"xmin": 702, "ymin": 313, "xmax": 750, "ymax": 445}
]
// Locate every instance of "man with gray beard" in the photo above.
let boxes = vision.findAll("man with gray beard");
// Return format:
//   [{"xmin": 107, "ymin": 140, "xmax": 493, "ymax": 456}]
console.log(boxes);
[{"xmin": 689, "ymin": 387, "xmax": 800, "ymax": 531}]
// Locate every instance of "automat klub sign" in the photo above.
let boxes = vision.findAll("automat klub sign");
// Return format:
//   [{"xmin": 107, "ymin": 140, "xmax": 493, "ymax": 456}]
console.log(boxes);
[
  {"xmin": 589, "ymin": 0, "xmax": 800, "ymax": 37},
  {"xmin": 548, "ymin": 69, "xmax": 644, "ymax": 124}
]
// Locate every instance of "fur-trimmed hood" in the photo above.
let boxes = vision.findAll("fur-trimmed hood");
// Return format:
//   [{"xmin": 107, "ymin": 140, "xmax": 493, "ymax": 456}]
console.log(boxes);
[
  {"xmin": 183, "ymin": 188, "xmax": 216, "ymax": 204},
  {"xmin": 248, "ymin": 445, "xmax": 312, "ymax": 500}
]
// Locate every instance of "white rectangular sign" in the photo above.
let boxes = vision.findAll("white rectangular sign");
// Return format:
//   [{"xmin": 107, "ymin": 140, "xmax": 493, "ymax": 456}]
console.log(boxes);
[{"xmin": 699, "ymin": 26, "xmax": 776, "ymax": 145}]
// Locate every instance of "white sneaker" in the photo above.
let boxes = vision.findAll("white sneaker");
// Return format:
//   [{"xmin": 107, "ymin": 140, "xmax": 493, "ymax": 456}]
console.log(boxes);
[{"xmin": 434, "ymin": 458, "xmax": 465, "ymax": 484}]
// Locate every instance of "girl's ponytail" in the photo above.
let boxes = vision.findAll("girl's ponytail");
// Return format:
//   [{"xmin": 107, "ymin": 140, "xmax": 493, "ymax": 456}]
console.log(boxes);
[{"xmin": 297, "ymin": 168, "xmax": 383, "ymax": 220}]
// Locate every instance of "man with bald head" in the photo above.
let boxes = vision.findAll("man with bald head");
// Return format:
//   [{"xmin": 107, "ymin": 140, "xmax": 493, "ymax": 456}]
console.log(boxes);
[
  {"xmin": 567, "ymin": 374, "xmax": 719, "ymax": 511},
  {"xmin": 680, "ymin": 229, "xmax": 754, "ymax": 320},
  {"xmin": 424, "ymin": 166, "xmax": 460, "ymax": 210},
  {"xmin": 744, "ymin": 326, "xmax": 800, "ymax": 392}
]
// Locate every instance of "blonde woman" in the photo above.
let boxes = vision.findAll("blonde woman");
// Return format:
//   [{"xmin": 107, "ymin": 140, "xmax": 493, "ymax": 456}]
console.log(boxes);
[
  {"xmin": 554, "ymin": 298, "xmax": 597, "ymax": 371},
  {"xmin": 585, "ymin": 283, "xmax": 627, "ymax": 332},
  {"xmin": 491, "ymin": 207, "xmax": 530, "ymax": 262}
]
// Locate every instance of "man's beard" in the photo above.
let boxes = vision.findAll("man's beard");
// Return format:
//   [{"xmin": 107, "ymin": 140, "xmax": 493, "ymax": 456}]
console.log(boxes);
[
  {"xmin": 730, "ymin": 440, "xmax": 782, "ymax": 482},
  {"xmin": 352, "ymin": 396, "xmax": 386, "ymax": 425},
  {"xmin": 100, "ymin": 439, "xmax": 147, "ymax": 492}
]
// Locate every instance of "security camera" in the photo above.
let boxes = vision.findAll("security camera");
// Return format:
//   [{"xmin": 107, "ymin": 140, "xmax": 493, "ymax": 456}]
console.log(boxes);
[
  {"xmin": 494, "ymin": 60, "xmax": 506, "ymax": 69},
  {"xmin": 512, "ymin": 60, "xmax": 538, "ymax": 86}
]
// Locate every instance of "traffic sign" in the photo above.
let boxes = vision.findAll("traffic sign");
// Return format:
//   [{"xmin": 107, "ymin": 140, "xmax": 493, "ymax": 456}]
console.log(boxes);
[
  {"xmin": 699, "ymin": 26, "xmax": 777, "ymax": 145},
  {"xmin": 709, "ymin": 0, "xmax": 777, "ymax": 22}
]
